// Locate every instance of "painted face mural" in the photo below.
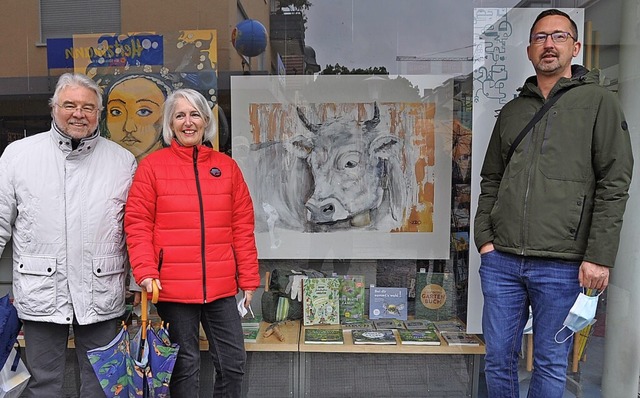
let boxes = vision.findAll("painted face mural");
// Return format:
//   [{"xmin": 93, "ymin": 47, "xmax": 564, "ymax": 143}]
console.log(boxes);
[{"xmin": 105, "ymin": 76, "xmax": 167, "ymax": 160}]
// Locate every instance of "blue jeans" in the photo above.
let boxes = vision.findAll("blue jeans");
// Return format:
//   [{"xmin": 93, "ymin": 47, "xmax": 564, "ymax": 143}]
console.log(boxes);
[
  {"xmin": 155, "ymin": 296, "xmax": 246, "ymax": 398},
  {"xmin": 479, "ymin": 250, "xmax": 580, "ymax": 398}
]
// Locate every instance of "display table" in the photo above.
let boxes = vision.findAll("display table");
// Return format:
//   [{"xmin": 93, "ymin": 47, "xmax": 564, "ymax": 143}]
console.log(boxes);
[{"xmin": 298, "ymin": 325, "xmax": 485, "ymax": 398}]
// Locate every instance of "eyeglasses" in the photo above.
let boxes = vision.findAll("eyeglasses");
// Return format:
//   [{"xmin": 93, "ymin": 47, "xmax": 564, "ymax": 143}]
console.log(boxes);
[
  {"xmin": 530, "ymin": 31, "xmax": 576, "ymax": 44},
  {"xmin": 56, "ymin": 103, "xmax": 99, "ymax": 115}
]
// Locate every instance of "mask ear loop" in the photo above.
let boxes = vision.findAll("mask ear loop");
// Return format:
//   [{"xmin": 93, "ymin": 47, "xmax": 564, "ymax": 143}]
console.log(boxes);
[{"xmin": 555, "ymin": 326, "xmax": 574, "ymax": 344}]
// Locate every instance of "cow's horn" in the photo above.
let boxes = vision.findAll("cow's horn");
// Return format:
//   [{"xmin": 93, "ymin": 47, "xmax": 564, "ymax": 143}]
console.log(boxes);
[
  {"xmin": 296, "ymin": 107, "xmax": 320, "ymax": 134},
  {"xmin": 364, "ymin": 102, "xmax": 380, "ymax": 131}
]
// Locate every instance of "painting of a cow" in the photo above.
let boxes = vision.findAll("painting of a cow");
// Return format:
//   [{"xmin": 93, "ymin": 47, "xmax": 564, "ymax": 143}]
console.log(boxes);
[
  {"xmin": 287, "ymin": 102, "xmax": 407, "ymax": 232},
  {"xmin": 243, "ymin": 101, "xmax": 434, "ymax": 235}
]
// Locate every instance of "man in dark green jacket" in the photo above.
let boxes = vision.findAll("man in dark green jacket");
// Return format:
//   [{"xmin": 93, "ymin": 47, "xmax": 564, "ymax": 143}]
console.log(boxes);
[{"xmin": 474, "ymin": 9, "xmax": 633, "ymax": 398}]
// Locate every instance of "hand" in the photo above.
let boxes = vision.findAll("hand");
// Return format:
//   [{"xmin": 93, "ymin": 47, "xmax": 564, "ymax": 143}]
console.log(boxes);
[
  {"xmin": 244, "ymin": 290, "xmax": 255, "ymax": 307},
  {"xmin": 140, "ymin": 278, "xmax": 162, "ymax": 293},
  {"xmin": 579, "ymin": 261, "xmax": 609, "ymax": 291},
  {"xmin": 479, "ymin": 242, "xmax": 495, "ymax": 254},
  {"xmin": 132, "ymin": 292, "xmax": 142, "ymax": 307}
]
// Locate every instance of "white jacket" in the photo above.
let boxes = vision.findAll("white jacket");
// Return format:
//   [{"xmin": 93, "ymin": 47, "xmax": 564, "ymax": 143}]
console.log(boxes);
[{"xmin": 0, "ymin": 125, "xmax": 136, "ymax": 324}]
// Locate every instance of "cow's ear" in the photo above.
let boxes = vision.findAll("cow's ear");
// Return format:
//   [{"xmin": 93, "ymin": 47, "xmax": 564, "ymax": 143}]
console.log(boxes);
[
  {"xmin": 370, "ymin": 135, "xmax": 401, "ymax": 159},
  {"xmin": 284, "ymin": 134, "xmax": 314, "ymax": 159}
]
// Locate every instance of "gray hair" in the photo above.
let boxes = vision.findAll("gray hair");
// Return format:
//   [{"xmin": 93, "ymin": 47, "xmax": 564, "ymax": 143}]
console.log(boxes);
[
  {"xmin": 49, "ymin": 73, "xmax": 103, "ymax": 112},
  {"xmin": 162, "ymin": 88, "xmax": 217, "ymax": 146}
]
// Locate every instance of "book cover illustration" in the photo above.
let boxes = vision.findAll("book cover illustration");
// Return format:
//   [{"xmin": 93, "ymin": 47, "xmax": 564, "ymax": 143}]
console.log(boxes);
[
  {"xmin": 369, "ymin": 287, "xmax": 408, "ymax": 320},
  {"xmin": 403, "ymin": 319, "xmax": 434, "ymax": 330},
  {"xmin": 373, "ymin": 319, "xmax": 406, "ymax": 330},
  {"xmin": 433, "ymin": 318, "xmax": 466, "ymax": 333},
  {"xmin": 303, "ymin": 277, "xmax": 341, "ymax": 326},
  {"xmin": 241, "ymin": 313, "xmax": 263, "ymax": 328},
  {"xmin": 351, "ymin": 329, "xmax": 397, "ymax": 345},
  {"xmin": 341, "ymin": 319, "xmax": 375, "ymax": 331},
  {"xmin": 415, "ymin": 271, "xmax": 456, "ymax": 321},
  {"xmin": 337, "ymin": 275, "xmax": 366, "ymax": 323},
  {"xmin": 304, "ymin": 328, "xmax": 344, "ymax": 344},
  {"xmin": 398, "ymin": 327, "xmax": 441, "ymax": 345},
  {"xmin": 242, "ymin": 325, "xmax": 260, "ymax": 343},
  {"xmin": 441, "ymin": 331, "xmax": 481, "ymax": 346}
]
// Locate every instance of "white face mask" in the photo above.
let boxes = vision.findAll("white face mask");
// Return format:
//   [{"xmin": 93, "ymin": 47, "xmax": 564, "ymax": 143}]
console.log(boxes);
[{"xmin": 555, "ymin": 290, "xmax": 601, "ymax": 343}]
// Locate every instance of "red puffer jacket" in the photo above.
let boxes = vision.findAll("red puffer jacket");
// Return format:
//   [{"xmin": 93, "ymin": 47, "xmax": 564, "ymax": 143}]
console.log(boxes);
[{"xmin": 125, "ymin": 140, "xmax": 260, "ymax": 303}]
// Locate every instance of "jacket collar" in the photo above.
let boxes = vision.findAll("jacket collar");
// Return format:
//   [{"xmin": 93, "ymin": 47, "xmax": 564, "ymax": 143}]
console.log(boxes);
[
  {"xmin": 50, "ymin": 122, "xmax": 100, "ymax": 156},
  {"xmin": 519, "ymin": 64, "xmax": 597, "ymax": 99},
  {"xmin": 169, "ymin": 139, "xmax": 212, "ymax": 162}
]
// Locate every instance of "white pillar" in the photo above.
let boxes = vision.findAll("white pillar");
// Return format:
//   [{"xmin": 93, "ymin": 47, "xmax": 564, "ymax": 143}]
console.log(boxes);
[{"xmin": 602, "ymin": 0, "xmax": 640, "ymax": 396}]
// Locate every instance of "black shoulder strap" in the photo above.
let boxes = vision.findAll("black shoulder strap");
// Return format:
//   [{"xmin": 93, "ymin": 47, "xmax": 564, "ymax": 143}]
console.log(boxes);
[{"xmin": 505, "ymin": 86, "xmax": 572, "ymax": 165}]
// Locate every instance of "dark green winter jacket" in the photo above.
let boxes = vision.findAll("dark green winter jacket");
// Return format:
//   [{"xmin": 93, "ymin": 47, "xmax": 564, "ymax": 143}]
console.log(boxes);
[{"xmin": 474, "ymin": 65, "xmax": 633, "ymax": 267}]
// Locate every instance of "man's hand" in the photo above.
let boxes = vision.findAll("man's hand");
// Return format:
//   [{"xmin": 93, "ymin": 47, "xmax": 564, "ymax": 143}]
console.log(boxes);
[
  {"xmin": 479, "ymin": 242, "xmax": 495, "ymax": 254},
  {"xmin": 579, "ymin": 261, "xmax": 609, "ymax": 291}
]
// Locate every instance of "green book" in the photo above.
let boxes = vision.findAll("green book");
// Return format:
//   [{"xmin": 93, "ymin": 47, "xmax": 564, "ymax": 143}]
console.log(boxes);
[
  {"xmin": 242, "ymin": 325, "xmax": 260, "ymax": 343},
  {"xmin": 304, "ymin": 328, "xmax": 344, "ymax": 344},
  {"xmin": 337, "ymin": 275, "xmax": 366, "ymax": 323},
  {"xmin": 415, "ymin": 271, "xmax": 456, "ymax": 321},
  {"xmin": 303, "ymin": 278, "xmax": 341, "ymax": 326},
  {"xmin": 398, "ymin": 327, "xmax": 441, "ymax": 346},
  {"xmin": 351, "ymin": 329, "xmax": 397, "ymax": 345}
]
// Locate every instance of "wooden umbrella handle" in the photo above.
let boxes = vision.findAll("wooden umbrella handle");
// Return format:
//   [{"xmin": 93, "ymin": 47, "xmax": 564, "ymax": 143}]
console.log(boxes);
[{"xmin": 141, "ymin": 280, "xmax": 160, "ymax": 340}]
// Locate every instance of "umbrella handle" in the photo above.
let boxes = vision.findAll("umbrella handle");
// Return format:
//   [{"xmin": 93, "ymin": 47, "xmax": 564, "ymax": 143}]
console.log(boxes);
[{"xmin": 141, "ymin": 280, "xmax": 160, "ymax": 341}]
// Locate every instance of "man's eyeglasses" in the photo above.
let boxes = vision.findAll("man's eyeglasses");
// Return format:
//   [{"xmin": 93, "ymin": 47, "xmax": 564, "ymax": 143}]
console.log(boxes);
[
  {"xmin": 56, "ymin": 103, "xmax": 99, "ymax": 115},
  {"xmin": 530, "ymin": 31, "xmax": 576, "ymax": 44}
]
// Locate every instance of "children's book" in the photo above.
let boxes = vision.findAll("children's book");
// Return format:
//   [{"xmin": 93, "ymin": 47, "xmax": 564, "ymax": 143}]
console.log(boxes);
[
  {"xmin": 242, "ymin": 325, "xmax": 260, "ymax": 343},
  {"xmin": 369, "ymin": 287, "xmax": 408, "ymax": 320},
  {"xmin": 304, "ymin": 328, "xmax": 344, "ymax": 344},
  {"xmin": 351, "ymin": 329, "xmax": 397, "ymax": 345},
  {"xmin": 336, "ymin": 275, "xmax": 366, "ymax": 323},
  {"xmin": 415, "ymin": 270, "xmax": 456, "ymax": 321},
  {"xmin": 398, "ymin": 328, "xmax": 441, "ymax": 345},
  {"xmin": 303, "ymin": 277, "xmax": 341, "ymax": 326}
]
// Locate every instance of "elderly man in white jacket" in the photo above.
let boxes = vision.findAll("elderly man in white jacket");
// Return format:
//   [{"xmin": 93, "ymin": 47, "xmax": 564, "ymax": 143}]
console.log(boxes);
[{"xmin": 0, "ymin": 73, "xmax": 137, "ymax": 398}]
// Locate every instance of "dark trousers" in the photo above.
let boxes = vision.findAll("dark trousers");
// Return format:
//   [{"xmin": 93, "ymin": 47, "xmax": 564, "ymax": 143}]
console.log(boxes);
[
  {"xmin": 21, "ymin": 318, "xmax": 118, "ymax": 398},
  {"xmin": 156, "ymin": 296, "xmax": 246, "ymax": 398}
]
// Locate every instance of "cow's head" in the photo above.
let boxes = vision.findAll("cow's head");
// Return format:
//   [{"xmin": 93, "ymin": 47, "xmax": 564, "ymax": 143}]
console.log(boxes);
[{"xmin": 285, "ymin": 103, "xmax": 402, "ymax": 227}]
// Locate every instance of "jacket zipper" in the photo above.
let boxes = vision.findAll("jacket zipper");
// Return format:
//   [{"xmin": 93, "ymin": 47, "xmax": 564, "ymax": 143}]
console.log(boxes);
[
  {"xmin": 192, "ymin": 146, "xmax": 208, "ymax": 303},
  {"xmin": 158, "ymin": 248, "xmax": 164, "ymax": 272}
]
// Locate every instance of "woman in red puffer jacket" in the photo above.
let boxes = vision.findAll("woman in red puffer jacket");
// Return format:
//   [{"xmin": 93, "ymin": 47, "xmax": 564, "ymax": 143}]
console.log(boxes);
[{"xmin": 125, "ymin": 88, "xmax": 259, "ymax": 398}]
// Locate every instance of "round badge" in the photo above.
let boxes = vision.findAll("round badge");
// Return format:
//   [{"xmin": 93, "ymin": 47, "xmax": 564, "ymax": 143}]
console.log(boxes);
[{"xmin": 210, "ymin": 167, "xmax": 221, "ymax": 177}]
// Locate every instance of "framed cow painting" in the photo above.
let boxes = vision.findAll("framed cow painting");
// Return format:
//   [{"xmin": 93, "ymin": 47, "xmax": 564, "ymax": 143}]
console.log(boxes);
[{"xmin": 231, "ymin": 75, "xmax": 452, "ymax": 259}]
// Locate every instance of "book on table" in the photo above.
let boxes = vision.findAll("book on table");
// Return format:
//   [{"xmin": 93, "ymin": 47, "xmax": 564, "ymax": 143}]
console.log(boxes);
[
  {"xmin": 414, "ymin": 270, "xmax": 456, "ymax": 321},
  {"xmin": 303, "ymin": 277, "xmax": 341, "ymax": 326},
  {"xmin": 403, "ymin": 319, "xmax": 434, "ymax": 330},
  {"xmin": 372, "ymin": 318, "xmax": 406, "ymax": 330},
  {"xmin": 351, "ymin": 329, "xmax": 397, "ymax": 345},
  {"xmin": 341, "ymin": 319, "xmax": 375, "ymax": 331},
  {"xmin": 369, "ymin": 287, "xmax": 408, "ymax": 320},
  {"xmin": 242, "ymin": 325, "xmax": 260, "ymax": 343},
  {"xmin": 441, "ymin": 331, "xmax": 481, "ymax": 346},
  {"xmin": 304, "ymin": 328, "xmax": 344, "ymax": 344},
  {"xmin": 336, "ymin": 274, "xmax": 366, "ymax": 323},
  {"xmin": 241, "ymin": 313, "xmax": 263, "ymax": 328},
  {"xmin": 397, "ymin": 327, "xmax": 441, "ymax": 345},
  {"xmin": 433, "ymin": 318, "xmax": 466, "ymax": 333}
]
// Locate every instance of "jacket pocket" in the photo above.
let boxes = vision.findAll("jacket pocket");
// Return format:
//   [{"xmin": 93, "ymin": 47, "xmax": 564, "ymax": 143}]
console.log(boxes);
[
  {"xmin": 15, "ymin": 255, "xmax": 57, "ymax": 315},
  {"xmin": 92, "ymin": 254, "xmax": 126, "ymax": 315}
]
